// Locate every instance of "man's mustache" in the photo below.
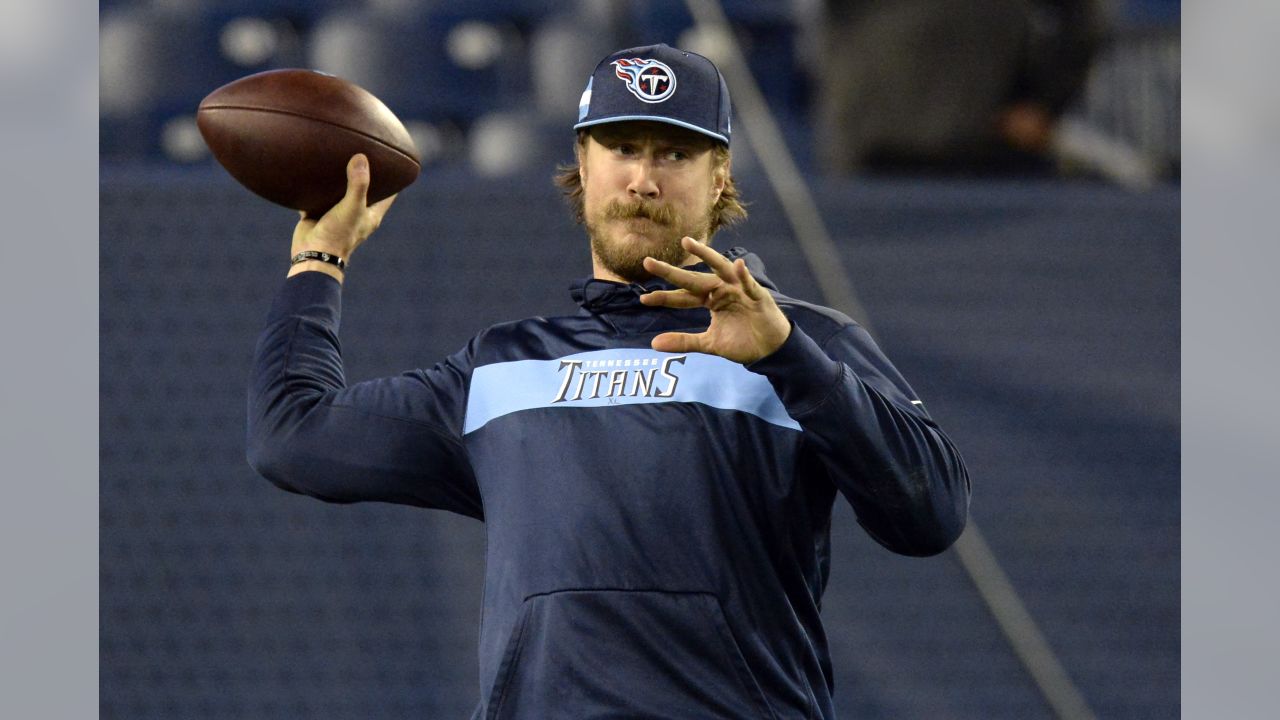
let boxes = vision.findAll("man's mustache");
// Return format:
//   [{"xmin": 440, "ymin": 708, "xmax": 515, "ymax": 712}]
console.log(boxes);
[{"xmin": 603, "ymin": 199, "xmax": 677, "ymax": 226}]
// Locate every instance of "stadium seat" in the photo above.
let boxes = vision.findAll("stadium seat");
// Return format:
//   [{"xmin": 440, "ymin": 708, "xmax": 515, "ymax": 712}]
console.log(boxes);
[{"xmin": 306, "ymin": 7, "xmax": 531, "ymax": 129}]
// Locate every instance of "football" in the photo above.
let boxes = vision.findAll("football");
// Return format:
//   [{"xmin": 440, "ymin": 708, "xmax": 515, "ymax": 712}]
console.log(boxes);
[{"xmin": 197, "ymin": 69, "xmax": 420, "ymax": 217}]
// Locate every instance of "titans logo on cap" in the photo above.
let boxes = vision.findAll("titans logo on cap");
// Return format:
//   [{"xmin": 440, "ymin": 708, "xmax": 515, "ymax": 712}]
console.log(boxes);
[{"xmin": 612, "ymin": 58, "xmax": 677, "ymax": 103}]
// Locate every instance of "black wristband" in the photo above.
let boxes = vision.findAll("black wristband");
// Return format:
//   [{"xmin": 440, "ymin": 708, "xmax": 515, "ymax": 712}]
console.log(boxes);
[{"xmin": 291, "ymin": 250, "xmax": 347, "ymax": 271}]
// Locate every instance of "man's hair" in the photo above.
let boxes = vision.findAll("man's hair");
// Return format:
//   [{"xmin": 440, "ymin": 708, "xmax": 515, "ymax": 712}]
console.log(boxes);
[{"xmin": 554, "ymin": 130, "xmax": 748, "ymax": 238}]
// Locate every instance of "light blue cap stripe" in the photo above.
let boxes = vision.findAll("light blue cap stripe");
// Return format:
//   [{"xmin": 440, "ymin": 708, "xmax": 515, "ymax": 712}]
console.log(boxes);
[{"xmin": 577, "ymin": 77, "xmax": 593, "ymax": 122}]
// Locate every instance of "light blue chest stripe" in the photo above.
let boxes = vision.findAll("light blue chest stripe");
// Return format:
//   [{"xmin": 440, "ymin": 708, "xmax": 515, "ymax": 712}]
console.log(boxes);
[{"xmin": 464, "ymin": 349, "xmax": 801, "ymax": 434}]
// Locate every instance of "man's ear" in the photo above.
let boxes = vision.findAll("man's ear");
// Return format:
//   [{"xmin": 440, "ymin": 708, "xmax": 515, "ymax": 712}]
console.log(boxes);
[{"xmin": 712, "ymin": 158, "xmax": 729, "ymax": 202}]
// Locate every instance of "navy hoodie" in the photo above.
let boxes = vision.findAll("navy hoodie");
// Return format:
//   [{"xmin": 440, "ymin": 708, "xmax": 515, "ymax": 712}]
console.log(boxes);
[{"xmin": 247, "ymin": 247, "xmax": 969, "ymax": 719}]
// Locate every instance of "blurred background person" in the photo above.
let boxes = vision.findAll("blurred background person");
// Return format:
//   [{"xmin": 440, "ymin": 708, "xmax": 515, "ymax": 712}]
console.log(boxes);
[{"xmin": 812, "ymin": 0, "xmax": 1160, "ymax": 186}]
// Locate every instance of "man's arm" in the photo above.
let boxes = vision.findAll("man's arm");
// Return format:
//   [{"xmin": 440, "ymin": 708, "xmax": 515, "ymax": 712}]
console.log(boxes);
[
  {"xmin": 641, "ymin": 237, "xmax": 969, "ymax": 556},
  {"xmin": 245, "ymin": 154, "xmax": 484, "ymax": 519},
  {"xmin": 747, "ymin": 321, "xmax": 969, "ymax": 556}
]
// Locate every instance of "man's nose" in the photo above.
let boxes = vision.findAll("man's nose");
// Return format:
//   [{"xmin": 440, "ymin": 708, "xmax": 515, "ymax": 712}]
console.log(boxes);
[{"xmin": 627, "ymin": 159, "xmax": 660, "ymax": 200}]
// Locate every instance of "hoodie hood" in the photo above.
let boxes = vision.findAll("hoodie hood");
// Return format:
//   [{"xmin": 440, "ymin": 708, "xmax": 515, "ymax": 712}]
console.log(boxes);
[{"xmin": 569, "ymin": 247, "xmax": 778, "ymax": 315}]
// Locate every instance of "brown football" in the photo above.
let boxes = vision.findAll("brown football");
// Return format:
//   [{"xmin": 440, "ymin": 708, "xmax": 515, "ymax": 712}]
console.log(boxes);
[{"xmin": 197, "ymin": 69, "xmax": 420, "ymax": 217}]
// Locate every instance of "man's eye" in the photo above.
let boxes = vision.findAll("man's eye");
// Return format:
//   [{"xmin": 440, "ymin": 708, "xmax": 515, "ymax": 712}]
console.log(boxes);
[
  {"xmin": 614, "ymin": 144, "xmax": 636, "ymax": 155},
  {"xmin": 665, "ymin": 150, "xmax": 689, "ymax": 161}
]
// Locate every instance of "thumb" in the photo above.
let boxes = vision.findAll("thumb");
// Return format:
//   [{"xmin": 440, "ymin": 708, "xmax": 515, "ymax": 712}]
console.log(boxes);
[
  {"xmin": 651, "ymin": 331, "xmax": 704, "ymax": 354},
  {"xmin": 341, "ymin": 154, "xmax": 370, "ymax": 209}
]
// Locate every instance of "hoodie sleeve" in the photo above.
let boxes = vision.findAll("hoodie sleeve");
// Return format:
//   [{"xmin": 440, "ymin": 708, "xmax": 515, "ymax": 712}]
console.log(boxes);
[
  {"xmin": 748, "ymin": 321, "xmax": 969, "ymax": 556},
  {"xmin": 246, "ymin": 272, "xmax": 483, "ymax": 520}
]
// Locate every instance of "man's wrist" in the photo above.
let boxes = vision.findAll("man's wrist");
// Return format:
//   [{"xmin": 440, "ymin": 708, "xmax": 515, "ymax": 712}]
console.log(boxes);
[
  {"xmin": 287, "ymin": 259, "xmax": 345, "ymax": 282},
  {"xmin": 290, "ymin": 237, "xmax": 351, "ymax": 256},
  {"xmin": 291, "ymin": 249, "xmax": 347, "ymax": 270}
]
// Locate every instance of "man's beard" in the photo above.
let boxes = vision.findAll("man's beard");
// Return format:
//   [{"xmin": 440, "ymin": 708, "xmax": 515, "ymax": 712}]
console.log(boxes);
[{"xmin": 586, "ymin": 198, "xmax": 712, "ymax": 283}]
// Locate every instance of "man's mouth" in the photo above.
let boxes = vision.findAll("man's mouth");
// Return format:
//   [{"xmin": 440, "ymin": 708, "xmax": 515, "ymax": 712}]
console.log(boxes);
[{"xmin": 604, "ymin": 200, "xmax": 675, "ymax": 226}]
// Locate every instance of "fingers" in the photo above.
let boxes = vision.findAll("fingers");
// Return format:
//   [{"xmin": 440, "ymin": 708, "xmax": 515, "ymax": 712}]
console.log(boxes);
[
  {"xmin": 371, "ymin": 192, "xmax": 397, "ymax": 214},
  {"xmin": 367, "ymin": 192, "xmax": 398, "ymax": 230},
  {"xmin": 645, "ymin": 242, "xmax": 766, "ymax": 308},
  {"xmin": 640, "ymin": 289, "xmax": 704, "ymax": 309},
  {"xmin": 650, "ymin": 238, "xmax": 754, "ymax": 295},
  {"xmin": 643, "ymin": 256, "xmax": 719, "ymax": 294},
  {"xmin": 680, "ymin": 236, "xmax": 737, "ymax": 280},
  {"xmin": 735, "ymin": 258, "xmax": 762, "ymax": 300}
]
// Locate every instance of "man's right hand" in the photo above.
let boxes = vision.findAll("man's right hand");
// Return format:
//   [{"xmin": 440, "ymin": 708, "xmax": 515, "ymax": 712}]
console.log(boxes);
[{"xmin": 288, "ymin": 153, "xmax": 397, "ymax": 281}]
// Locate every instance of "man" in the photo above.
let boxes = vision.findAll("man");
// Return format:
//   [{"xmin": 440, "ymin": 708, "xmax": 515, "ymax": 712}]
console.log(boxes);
[
  {"xmin": 814, "ymin": 0, "xmax": 1101, "ymax": 176},
  {"xmin": 249, "ymin": 44, "xmax": 969, "ymax": 719}
]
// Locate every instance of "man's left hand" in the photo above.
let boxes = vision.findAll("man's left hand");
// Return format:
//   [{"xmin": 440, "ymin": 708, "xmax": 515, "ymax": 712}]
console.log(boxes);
[{"xmin": 640, "ymin": 237, "xmax": 791, "ymax": 364}]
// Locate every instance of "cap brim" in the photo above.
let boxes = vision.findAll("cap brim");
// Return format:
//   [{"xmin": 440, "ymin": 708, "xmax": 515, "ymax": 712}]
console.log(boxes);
[{"xmin": 573, "ymin": 115, "xmax": 729, "ymax": 145}]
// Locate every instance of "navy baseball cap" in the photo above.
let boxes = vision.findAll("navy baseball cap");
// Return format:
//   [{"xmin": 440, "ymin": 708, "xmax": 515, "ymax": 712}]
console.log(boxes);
[{"xmin": 574, "ymin": 43, "xmax": 732, "ymax": 145}]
